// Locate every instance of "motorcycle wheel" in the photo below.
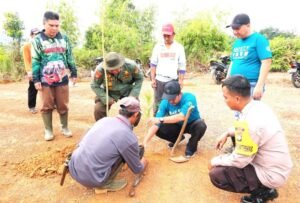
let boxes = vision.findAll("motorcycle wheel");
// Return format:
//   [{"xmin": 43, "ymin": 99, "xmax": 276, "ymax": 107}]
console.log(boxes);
[
  {"xmin": 291, "ymin": 70, "xmax": 300, "ymax": 88},
  {"xmin": 211, "ymin": 70, "xmax": 221, "ymax": 85}
]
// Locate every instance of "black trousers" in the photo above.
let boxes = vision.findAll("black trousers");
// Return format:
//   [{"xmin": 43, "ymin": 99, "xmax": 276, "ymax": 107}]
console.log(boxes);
[
  {"xmin": 156, "ymin": 119, "xmax": 207, "ymax": 153},
  {"xmin": 28, "ymin": 80, "xmax": 38, "ymax": 108},
  {"xmin": 209, "ymin": 164, "xmax": 263, "ymax": 193}
]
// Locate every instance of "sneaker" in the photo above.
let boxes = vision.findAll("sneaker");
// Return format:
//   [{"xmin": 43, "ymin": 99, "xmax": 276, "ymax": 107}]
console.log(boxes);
[
  {"xmin": 95, "ymin": 179, "xmax": 128, "ymax": 194},
  {"xmin": 44, "ymin": 129, "xmax": 54, "ymax": 141},
  {"xmin": 185, "ymin": 149, "xmax": 196, "ymax": 159},
  {"xmin": 61, "ymin": 128, "xmax": 72, "ymax": 137},
  {"xmin": 168, "ymin": 135, "xmax": 185, "ymax": 148},
  {"xmin": 29, "ymin": 108, "xmax": 38, "ymax": 114},
  {"xmin": 241, "ymin": 188, "xmax": 278, "ymax": 203}
]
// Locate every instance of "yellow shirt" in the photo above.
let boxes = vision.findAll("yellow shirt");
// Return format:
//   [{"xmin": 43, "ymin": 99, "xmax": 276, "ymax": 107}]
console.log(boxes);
[{"xmin": 22, "ymin": 42, "xmax": 32, "ymax": 72}]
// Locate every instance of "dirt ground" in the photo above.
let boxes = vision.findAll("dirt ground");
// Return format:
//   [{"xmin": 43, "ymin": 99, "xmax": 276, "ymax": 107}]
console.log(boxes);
[{"xmin": 0, "ymin": 73, "xmax": 299, "ymax": 203}]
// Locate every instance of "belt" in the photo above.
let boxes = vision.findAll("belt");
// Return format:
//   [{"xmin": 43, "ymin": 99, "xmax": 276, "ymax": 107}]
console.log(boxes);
[{"xmin": 156, "ymin": 74, "xmax": 177, "ymax": 80}]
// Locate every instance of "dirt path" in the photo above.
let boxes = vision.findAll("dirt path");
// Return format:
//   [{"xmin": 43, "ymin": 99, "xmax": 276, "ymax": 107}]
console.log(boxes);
[{"xmin": 0, "ymin": 73, "xmax": 299, "ymax": 202}]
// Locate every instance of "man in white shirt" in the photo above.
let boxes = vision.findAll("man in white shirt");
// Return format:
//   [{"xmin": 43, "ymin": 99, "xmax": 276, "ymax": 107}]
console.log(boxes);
[
  {"xmin": 208, "ymin": 75, "xmax": 293, "ymax": 203},
  {"xmin": 150, "ymin": 23, "xmax": 186, "ymax": 115}
]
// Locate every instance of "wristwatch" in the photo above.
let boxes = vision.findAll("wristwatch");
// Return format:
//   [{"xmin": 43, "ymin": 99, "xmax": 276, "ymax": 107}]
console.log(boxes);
[{"xmin": 159, "ymin": 117, "xmax": 164, "ymax": 124}]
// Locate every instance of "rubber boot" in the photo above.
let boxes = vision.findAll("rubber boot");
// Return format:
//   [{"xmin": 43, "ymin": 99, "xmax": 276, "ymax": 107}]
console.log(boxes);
[
  {"xmin": 60, "ymin": 112, "xmax": 72, "ymax": 137},
  {"xmin": 42, "ymin": 112, "xmax": 54, "ymax": 141}
]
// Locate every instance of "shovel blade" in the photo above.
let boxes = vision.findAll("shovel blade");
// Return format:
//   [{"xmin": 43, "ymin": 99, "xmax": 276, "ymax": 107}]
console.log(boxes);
[{"xmin": 169, "ymin": 155, "xmax": 189, "ymax": 163}]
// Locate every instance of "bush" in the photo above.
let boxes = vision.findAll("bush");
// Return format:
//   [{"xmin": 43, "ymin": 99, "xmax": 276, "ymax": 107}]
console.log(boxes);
[
  {"xmin": 73, "ymin": 48, "xmax": 101, "ymax": 70},
  {"xmin": 176, "ymin": 16, "xmax": 231, "ymax": 72},
  {"xmin": 0, "ymin": 45, "xmax": 12, "ymax": 73},
  {"xmin": 270, "ymin": 37, "xmax": 300, "ymax": 72}
]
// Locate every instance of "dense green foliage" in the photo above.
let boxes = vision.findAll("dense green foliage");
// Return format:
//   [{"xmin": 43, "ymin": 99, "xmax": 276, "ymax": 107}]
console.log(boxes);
[
  {"xmin": 73, "ymin": 48, "xmax": 100, "ymax": 70},
  {"xmin": 270, "ymin": 37, "xmax": 300, "ymax": 71},
  {"xmin": 2, "ymin": 12, "xmax": 24, "ymax": 44},
  {"xmin": 0, "ymin": 45, "xmax": 12, "ymax": 74},
  {"xmin": 84, "ymin": 0, "xmax": 155, "ymax": 66},
  {"xmin": 1, "ymin": 12, "xmax": 24, "ymax": 79},
  {"xmin": 176, "ymin": 14, "xmax": 231, "ymax": 71}
]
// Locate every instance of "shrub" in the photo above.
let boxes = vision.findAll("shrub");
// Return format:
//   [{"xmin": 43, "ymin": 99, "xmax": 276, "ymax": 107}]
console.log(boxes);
[
  {"xmin": 0, "ymin": 45, "xmax": 12, "ymax": 73},
  {"xmin": 73, "ymin": 48, "xmax": 100, "ymax": 70},
  {"xmin": 176, "ymin": 16, "xmax": 231, "ymax": 72},
  {"xmin": 270, "ymin": 37, "xmax": 300, "ymax": 72}
]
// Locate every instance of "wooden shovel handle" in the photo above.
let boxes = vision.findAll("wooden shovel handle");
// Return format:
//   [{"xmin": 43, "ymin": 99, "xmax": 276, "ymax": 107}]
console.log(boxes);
[{"xmin": 171, "ymin": 106, "xmax": 194, "ymax": 156}]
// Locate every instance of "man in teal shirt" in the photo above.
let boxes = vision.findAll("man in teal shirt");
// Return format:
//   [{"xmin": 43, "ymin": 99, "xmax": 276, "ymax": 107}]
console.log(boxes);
[
  {"xmin": 226, "ymin": 13, "xmax": 272, "ymax": 100},
  {"xmin": 143, "ymin": 81, "xmax": 207, "ymax": 158}
]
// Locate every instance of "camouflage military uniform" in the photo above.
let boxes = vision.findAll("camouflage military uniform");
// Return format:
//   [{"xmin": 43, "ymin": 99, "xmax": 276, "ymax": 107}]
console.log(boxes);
[{"xmin": 91, "ymin": 59, "xmax": 143, "ymax": 121}]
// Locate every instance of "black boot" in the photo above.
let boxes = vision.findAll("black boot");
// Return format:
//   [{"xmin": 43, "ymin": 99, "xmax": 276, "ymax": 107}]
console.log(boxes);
[{"xmin": 241, "ymin": 186, "xmax": 278, "ymax": 203}]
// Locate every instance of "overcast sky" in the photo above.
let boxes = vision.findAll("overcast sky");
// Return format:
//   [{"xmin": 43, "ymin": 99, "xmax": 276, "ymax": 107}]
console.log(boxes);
[{"xmin": 0, "ymin": 0, "xmax": 299, "ymax": 42}]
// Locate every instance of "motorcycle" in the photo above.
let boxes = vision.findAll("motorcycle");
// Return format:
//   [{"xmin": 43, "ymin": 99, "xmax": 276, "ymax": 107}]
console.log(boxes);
[
  {"xmin": 288, "ymin": 61, "xmax": 300, "ymax": 88},
  {"xmin": 209, "ymin": 55, "xmax": 230, "ymax": 84},
  {"xmin": 135, "ymin": 58, "xmax": 151, "ymax": 79}
]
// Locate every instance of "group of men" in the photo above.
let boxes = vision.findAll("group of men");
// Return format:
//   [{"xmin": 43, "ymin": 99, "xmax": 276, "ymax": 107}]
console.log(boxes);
[{"xmin": 23, "ymin": 11, "xmax": 292, "ymax": 203}]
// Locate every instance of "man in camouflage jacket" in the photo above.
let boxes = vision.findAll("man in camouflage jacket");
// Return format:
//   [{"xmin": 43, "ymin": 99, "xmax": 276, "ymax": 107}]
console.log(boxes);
[
  {"xmin": 32, "ymin": 11, "xmax": 77, "ymax": 141},
  {"xmin": 91, "ymin": 52, "xmax": 143, "ymax": 121}
]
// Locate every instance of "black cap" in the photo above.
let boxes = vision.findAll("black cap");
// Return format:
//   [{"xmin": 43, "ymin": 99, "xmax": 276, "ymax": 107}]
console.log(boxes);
[
  {"xmin": 162, "ymin": 81, "xmax": 181, "ymax": 100},
  {"xmin": 226, "ymin": 14, "xmax": 250, "ymax": 29}
]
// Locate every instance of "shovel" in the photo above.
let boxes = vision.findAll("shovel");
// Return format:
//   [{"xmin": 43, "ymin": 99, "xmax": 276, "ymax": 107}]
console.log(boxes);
[{"xmin": 169, "ymin": 106, "xmax": 194, "ymax": 163}]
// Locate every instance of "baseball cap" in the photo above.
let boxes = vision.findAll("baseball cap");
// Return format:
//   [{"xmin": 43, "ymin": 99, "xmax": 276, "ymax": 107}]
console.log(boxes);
[
  {"xmin": 30, "ymin": 28, "xmax": 40, "ymax": 35},
  {"xmin": 162, "ymin": 81, "xmax": 181, "ymax": 100},
  {"xmin": 226, "ymin": 14, "xmax": 250, "ymax": 29},
  {"xmin": 120, "ymin": 97, "xmax": 141, "ymax": 113},
  {"xmin": 162, "ymin": 23, "xmax": 175, "ymax": 35},
  {"xmin": 103, "ymin": 52, "xmax": 125, "ymax": 70}
]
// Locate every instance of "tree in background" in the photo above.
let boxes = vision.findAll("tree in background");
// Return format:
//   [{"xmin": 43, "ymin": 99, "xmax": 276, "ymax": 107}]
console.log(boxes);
[
  {"xmin": 83, "ymin": 0, "xmax": 155, "ymax": 67},
  {"xmin": 47, "ymin": 0, "xmax": 80, "ymax": 47},
  {"xmin": 176, "ymin": 12, "xmax": 231, "ymax": 71},
  {"xmin": 2, "ymin": 12, "xmax": 24, "ymax": 78},
  {"xmin": 3, "ymin": 12, "xmax": 24, "ymax": 45},
  {"xmin": 260, "ymin": 27, "xmax": 296, "ymax": 40}
]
